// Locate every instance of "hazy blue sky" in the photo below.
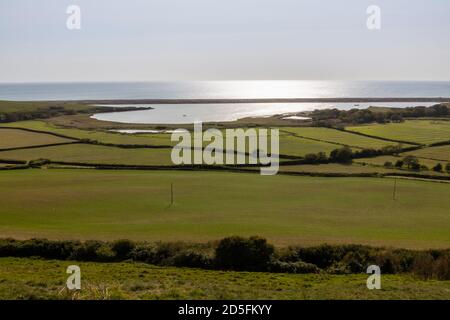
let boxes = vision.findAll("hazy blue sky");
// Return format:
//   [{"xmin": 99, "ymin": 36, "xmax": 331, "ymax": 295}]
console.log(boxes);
[{"xmin": 1, "ymin": 0, "xmax": 449, "ymax": 82}]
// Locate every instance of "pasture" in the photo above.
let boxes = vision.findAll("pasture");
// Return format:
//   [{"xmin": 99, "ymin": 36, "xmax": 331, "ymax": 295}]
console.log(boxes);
[
  {"xmin": 355, "ymin": 155, "xmax": 447, "ymax": 172},
  {"xmin": 0, "ymin": 143, "xmax": 173, "ymax": 166},
  {"xmin": 281, "ymin": 127, "xmax": 408, "ymax": 149},
  {"xmin": 0, "ymin": 169, "xmax": 449, "ymax": 248},
  {"xmin": 347, "ymin": 120, "xmax": 450, "ymax": 145},
  {"xmin": 402, "ymin": 145, "xmax": 450, "ymax": 162},
  {"xmin": 0, "ymin": 128, "xmax": 74, "ymax": 149}
]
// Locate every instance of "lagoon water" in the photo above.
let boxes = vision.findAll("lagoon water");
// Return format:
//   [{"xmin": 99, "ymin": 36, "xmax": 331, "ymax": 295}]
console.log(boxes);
[{"xmin": 92, "ymin": 102, "xmax": 436, "ymax": 124}]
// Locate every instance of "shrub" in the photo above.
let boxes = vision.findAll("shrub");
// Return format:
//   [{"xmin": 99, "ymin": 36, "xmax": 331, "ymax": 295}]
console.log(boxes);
[
  {"xmin": 412, "ymin": 253, "xmax": 435, "ymax": 279},
  {"xmin": 111, "ymin": 239, "xmax": 135, "ymax": 260},
  {"xmin": 341, "ymin": 251, "xmax": 366, "ymax": 273},
  {"xmin": 395, "ymin": 160, "xmax": 404, "ymax": 168},
  {"xmin": 289, "ymin": 244, "xmax": 346, "ymax": 269},
  {"xmin": 94, "ymin": 244, "xmax": 115, "ymax": 262},
  {"xmin": 214, "ymin": 236, "xmax": 274, "ymax": 271},
  {"xmin": 373, "ymin": 251, "xmax": 402, "ymax": 274},
  {"xmin": 268, "ymin": 260, "xmax": 320, "ymax": 274},
  {"xmin": 432, "ymin": 253, "xmax": 450, "ymax": 280},
  {"xmin": 69, "ymin": 240, "xmax": 106, "ymax": 261},
  {"xmin": 28, "ymin": 159, "xmax": 51, "ymax": 168},
  {"xmin": 130, "ymin": 244, "xmax": 156, "ymax": 263},
  {"xmin": 384, "ymin": 161, "xmax": 393, "ymax": 168},
  {"xmin": 172, "ymin": 250, "xmax": 213, "ymax": 269},
  {"xmin": 327, "ymin": 262, "xmax": 352, "ymax": 275}
]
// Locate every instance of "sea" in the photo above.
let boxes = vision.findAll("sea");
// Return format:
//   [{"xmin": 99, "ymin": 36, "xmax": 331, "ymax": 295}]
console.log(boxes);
[{"xmin": 1, "ymin": 81, "xmax": 449, "ymax": 124}]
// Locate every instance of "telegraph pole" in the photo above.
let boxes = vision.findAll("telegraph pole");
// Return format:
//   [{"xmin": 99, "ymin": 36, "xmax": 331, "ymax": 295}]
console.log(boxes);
[{"xmin": 392, "ymin": 178, "xmax": 397, "ymax": 200}]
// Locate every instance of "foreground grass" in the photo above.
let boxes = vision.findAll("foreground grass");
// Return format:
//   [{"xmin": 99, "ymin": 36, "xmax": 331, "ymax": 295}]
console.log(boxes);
[
  {"xmin": 0, "ymin": 257, "xmax": 449, "ymax": 300},
  {"xmin": 1, "ymin": 169, "xmax": 450, "ymax": 248}
]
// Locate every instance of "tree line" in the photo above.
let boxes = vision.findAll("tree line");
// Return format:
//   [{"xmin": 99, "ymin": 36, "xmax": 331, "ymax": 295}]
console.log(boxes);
[{"xmin": 310, "ymin": 103, "xmax": 450, "ymax": 127}]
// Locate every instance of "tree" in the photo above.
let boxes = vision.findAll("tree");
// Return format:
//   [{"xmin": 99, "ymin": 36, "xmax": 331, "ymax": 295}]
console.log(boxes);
[
  {"xmin": 446, "ymin": 163, "xmax": 450, "ymax": 173},
  {"xmin": 329, "ymin": 147, "xmax": 353, "ymax": 164},
  {"xmin": 402, "ymin": 155, "xmax": 419, "ymax": 170},
  {"xmin": 433, "ymin": 163, "xmax": 443, "ymax": 172},
  {"xmin": 395, "ymin": 160, "xmax": 404, "ymax": 168}
]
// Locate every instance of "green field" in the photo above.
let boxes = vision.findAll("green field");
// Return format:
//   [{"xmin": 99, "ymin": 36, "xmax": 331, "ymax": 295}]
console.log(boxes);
[
  {"xmin": 0, "ymin": 100, "xmax": 91, "ymax": 113},
  {"xmin": 0, "ymin": 143, "xmax": 175, "ymax": 166},
  {"xmin": 281, "ymin": 127, "xmax": 408, "ymax": 149},
  {"xmin": 2, "ymin": 120, "xmax": 175, "ymax": 146},
  {"xmin": 402, "ymin": 145, "xmax": 450, "ymax": 162},
  {"xmin": 1, "ymin": 257, "xmax": 449, "ymax": 300},
  {"xmin": 0, "ymin": 128, "xmax": 74, "ymax": 149},
  {"xmin": 1, "ymin": 169, "xmax": 449, "ymax": 248},
  {"xmin": 277, "ymin": 163, "xmax": 403, "ymax": 175},
  {"xmin": 347, "ymin": 120, "xmax": 450, "ymax": 145},
  {"xmin": 355, "ymin": 155, "xmax": 448, "ymax": 173},
  {"xmin": 2, "ymin": 120, "xmax": 345, "ymax": 158}
]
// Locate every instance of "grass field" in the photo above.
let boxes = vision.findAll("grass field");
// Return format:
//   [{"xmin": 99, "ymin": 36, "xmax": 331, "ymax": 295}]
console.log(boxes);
[
  {"xmin": 277, "ymin": 163, "xmax": 403, "ymax": 175},
  {"xmin": 0, "ymin": 100, "xmax": 91, "ymax": 113},
  {"xmin": 347, "ymin": 120, "xmax": 450, "ymax": 145},
  {"xmin": 2, "ymin": 120, "xmax": 344, "ymax": 157},
  {"xmin": 281, "ymin": 127, "xmax": 408, "ymax": 149},
  {"xmin": 402, "ymin": 145, "xmax": 450, "ymax": 162},
  {"xmin": 2, "ymin": 120, "xmax": 175, "ymax": 146},
  {"xmin": 0, "ymin": 128, "xmax": 74, "ymax": 149},
  {"xmin": 0, "ymin": 143, "xmax": 174, "ymax": 166},
  {"xmin": 1, "ymin": 258, "xmax": 449, "ymax": 300},
  {"xmin": 355, "ymin": 155, "xmax": 448, "ymax": 173},
  {"xmin": 0, "ymin": 169, "xmax": 449, "ymax": 248}
]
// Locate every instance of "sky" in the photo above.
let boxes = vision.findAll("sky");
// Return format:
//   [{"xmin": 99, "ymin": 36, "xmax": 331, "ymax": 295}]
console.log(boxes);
[{"xmin": 0, "ymin": 0, "xmax": 449, "ymax": 82}]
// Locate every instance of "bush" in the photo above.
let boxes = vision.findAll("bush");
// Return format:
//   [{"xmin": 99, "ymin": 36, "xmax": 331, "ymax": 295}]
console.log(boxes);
[
  {"xmin": 327, "ymin": 262, "xmax": 352, "ymax": 275},
  {"xmin": 111, "ymin": 239, "xmax": 135, "ymax": 260},
  {"xmin": 395, "ymin": 160, "xmax": 404, "ymax": 168},
  {"xmin": 268, "ymin": 260, "xmax": 320, "ymax": 274},
  {"xmin": 214, "ymin": 236, "xmax": 274, "ymax": 271},
  {"xmin": 289, "ymin": 244, "xmax": 344, "ymax": 269},
  {"xmin": 384, "ymin": 161, "xmax": 393, "ymax": 168},
  {"xmin": 172, "ymin": 250, "xmax": 213, "ymax": 269},
  {"xmin": 432, "ymin": 253, "xmax": 450, "ymax": 280},
  {"xmin": 412, "ymin": 253, "xmax": 435, "ymax": 279},
  {"xmin": 69, "ymin": 240, "xmax": 108, "ymax": 262}
]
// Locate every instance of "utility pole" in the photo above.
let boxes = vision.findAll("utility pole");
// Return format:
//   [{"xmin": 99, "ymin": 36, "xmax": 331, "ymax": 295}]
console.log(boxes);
[
  {"xmin": 392, "ymin": 178, "xmax": 397, "ymax": 200},
  {"xmin": 170, "ymin": 182, "xmax": 174, "ymax": 206}
]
